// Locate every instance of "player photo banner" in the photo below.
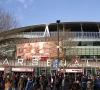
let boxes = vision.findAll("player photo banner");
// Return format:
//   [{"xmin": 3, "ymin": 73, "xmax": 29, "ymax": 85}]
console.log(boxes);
[{"xmin": 16, "ymin": 41, "xmax": 63, "ymax": 60}]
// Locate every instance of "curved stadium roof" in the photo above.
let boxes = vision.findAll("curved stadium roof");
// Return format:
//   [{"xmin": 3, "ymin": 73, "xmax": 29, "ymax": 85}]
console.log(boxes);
[
  {"xmin": 0, "ymin": 21, "xmax": 100, "ymax": 40},
  {"xmin": 0, "ymin": 21, "xmax": 100, "ymax": 37}
]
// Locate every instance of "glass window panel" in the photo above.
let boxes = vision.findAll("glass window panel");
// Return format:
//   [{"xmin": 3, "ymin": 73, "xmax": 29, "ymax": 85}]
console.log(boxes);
[
  {"xmin": 85, "ymin": 50, "xmax": 90, "ymax": 52},
  {"xmin": 82, "ymin": 50, "xmax": 86, "ymax": 52},
  {"xmin": 94, "ymin": 51, "xmax": 98, "ymax": 53},
  {"xmin": 77, "ymin": 53, "xmax": 82, "ymax": 55},
  {"xmin": 85, "ymin": 48, "xmax": 90, "ymax": 50},
  {"xmin": 78, "ymin": 50, "xmax": 81, "ymax": 52},
  {"xmin": 94, "ymin": 48, "xmax": 98, "ymax": 50},
  {"xmin": 97, "ymin": 49, "xmax": 100, "ymax": 54},
  {"xmin": 94, "ymin": 53, "xmax": 97, "ymax": 55},
  {"xmin": 82, "ymin": 51, "xmax": 85, "ymax": 53},
  {"xmin": 81, "ymin": 53, "xmax": 86, "ymax": 55},
  {"xmin": 77, "ymin": 51, "xmax": 82, "ymax": 53},
  {"xmin": 90, "ymin": 48, "xmax": 94, "ymax": 50},
  {"xmin": 98, "ymin": 52, "xmax": 100, "ymax": 54},
  {"xmin": 94, "ymin": 50, "xmax": 97, "ymax": 53},
  {"xmin": 85, "ymin": 51, "xmax": 90, "ymax": 53},
  {"xmin": 82, "ymin": 48, "xmax": 86, "ymax": 50},
  {"xmin": 89, "ymin": 52, "xmax": 94, "ymax": 55},
  {"xmin": 89, "ymin": 54, "xmax": 94, "ymax": 56},
  {"xmin": 78, "ymin": 53, "xmax": 81, "ymax": 55},
  {"xmin": 78, "ymin": 54, "xmax": 81, "ymax": 55},
  {"xmin": 70, "ymin": 52, "xmax": 73, "ymax": 53},
  {"xmin": 82, "ymin": 52, "xmax": 86, "ymax": 54},
  {"xmin": 86, "ymin": 53, "xmax": 90, "ymax": 55},
  {"xmin": 90, "ymin": 50, "xmax": 94, "ymax": 52},
  {"xmin": 85, "ymin": 52, "xmax": 89, "ymax": 55},
  {"xmin": 78, "ymin": 49, "xmax": 81, "ymax": 51}
]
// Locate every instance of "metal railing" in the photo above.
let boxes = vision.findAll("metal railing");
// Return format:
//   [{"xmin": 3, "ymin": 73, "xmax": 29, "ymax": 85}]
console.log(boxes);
[{"xmin": 2, "ymin": 32, "xmax": 100, "ymax": 40}]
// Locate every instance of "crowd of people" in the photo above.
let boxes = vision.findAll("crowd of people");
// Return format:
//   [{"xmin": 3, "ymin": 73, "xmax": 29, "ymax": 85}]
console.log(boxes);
[{"xmin": 0, "ymin": 72, "xmax": 100, "ymax": 90}]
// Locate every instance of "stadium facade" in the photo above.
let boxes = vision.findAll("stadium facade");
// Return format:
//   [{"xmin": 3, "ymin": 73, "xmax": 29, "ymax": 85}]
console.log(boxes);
[{"xmin": 0, "ymin": 21, "xmax": 100, "ymax": 75}]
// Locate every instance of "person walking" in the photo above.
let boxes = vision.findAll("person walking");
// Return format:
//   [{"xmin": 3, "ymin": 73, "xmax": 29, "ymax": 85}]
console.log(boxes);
[
  {"xmin": 4, "ymin": 79, "xmax": 12, "ymax": 90},
  {"xmin": 50, "ymin": 76, "xmax": 54, "ymax": 90},
  {"xmin": 41, "ymin": 75, "xmax": 48, "ymax": 90},
  {"xmin": 11, "ymin": 76, "xmax": 18, "ymax": 90},
  {"xmin": 94, "ymin": 75, "xmax": 100, "ymax": 90},
  {"xmin": 25, "ymin": 77, "xmax": 33, "ymax": 90},
  {"xmin": 18, "ymin": 77, "xmax": 24, "ymax": 90}
]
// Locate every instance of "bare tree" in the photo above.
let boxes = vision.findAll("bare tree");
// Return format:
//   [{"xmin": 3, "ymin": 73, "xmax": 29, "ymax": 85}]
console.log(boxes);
[
  {"xmin": 0, "ymin": 7, "xmax": 19, "ymax": 63},
  {"xmin": 57, "ymin": 29, "xmax": 78, "ymax": 67},
  {"xmin": 0, "ymin": 7, "xmax": 19, "ymax": 32}
]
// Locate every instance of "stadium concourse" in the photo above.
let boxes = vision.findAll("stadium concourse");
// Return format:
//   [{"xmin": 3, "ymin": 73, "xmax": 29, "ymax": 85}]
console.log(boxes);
[{"xmin": 0, "ymin": 21, "xmax": 100, "ymax": 90}]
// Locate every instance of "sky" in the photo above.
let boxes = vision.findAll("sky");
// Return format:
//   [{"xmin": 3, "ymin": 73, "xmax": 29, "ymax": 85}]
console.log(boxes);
[{"xmin": 0, "ymin": 0, "xmax": 100, "ymax": 27}]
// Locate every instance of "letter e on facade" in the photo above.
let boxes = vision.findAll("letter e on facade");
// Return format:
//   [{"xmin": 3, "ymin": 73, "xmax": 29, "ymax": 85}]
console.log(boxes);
[{"xmin": 47, "ymin": 59, "xmax": 51, "ymax": 67}]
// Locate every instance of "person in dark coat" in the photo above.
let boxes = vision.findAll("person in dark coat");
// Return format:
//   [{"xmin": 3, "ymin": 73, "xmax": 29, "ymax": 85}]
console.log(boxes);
[
  {"xmin": 81, "ymin": 75, "xmax": 87, "ymax": 90},
  {"xmin": 71, "ymin": 80, "xmax": 81, "ymax": 90},
  {"xmin": 64, "ymin": 73, "xmax": 69, "ymax": 90},
  {"xmin": 36, "ymin": 76, "xmax": 40, "ymax": 84},
  {"xmin": 94, "ymin": 75, "xmax": 100, "ymax": 90},
  {"xmin": 55, "ymin": 75, "xmax": 60, "ymax": 90},
  {"xmin": 12, "ymin": 76, "xmax": 18, "ymax": 90},
  {"xmin": 25, "ymin": 77, "xmax": 33, "ymax": 90},
  {"xmin": 41, "ymin": 76, "xmax": 48, "ymax": 90}
]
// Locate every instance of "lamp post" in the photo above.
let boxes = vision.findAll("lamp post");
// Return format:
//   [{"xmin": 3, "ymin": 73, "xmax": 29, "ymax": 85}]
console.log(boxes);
[{"xmin": 56, "ymin": 20, "xmax": 60, "ymax": 75}]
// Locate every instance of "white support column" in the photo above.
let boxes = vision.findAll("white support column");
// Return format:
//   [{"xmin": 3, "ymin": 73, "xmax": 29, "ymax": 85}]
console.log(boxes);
[
  {"xmin": 99, "ymin": 28, "xmax": 100, "ymax": 32},
  {"xmin": 43, "ymin": 24, "xmax": 50, "ymax": 37},
  {"xmin": 86, "ymin": 60, "xmax": 91, "ymax": 66},
  {"xmin": 81, "ymin": 24, "xmax": 83, "ymax": 32}
]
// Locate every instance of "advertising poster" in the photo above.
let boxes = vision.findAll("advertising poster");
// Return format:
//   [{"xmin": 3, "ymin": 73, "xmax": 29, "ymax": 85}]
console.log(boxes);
[{"xmin": 16, "ymin": 41, "xmax": 63, "ymax": 60}]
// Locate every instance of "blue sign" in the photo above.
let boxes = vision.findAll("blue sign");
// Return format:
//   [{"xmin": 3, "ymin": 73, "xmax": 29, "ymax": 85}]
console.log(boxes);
[
  {"xmin": 55, "ymin": 59, "xmax": 58, "ymax": 65},
  {"xmin": 54, "ymin": 59, "xmax": 59, "ymax": 68}
]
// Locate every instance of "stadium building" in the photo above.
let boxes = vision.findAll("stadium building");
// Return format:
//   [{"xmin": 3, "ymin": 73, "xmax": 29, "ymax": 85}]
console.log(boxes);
[{"xmin": 0, "ymin": 21, "xmax": 100, "ymax": 76}]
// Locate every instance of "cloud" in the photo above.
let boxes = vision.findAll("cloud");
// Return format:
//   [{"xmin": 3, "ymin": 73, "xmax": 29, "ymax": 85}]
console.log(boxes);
[
  {"xmin": 15, "ymin": 13, "xmax": 23, "ymax": 21},
  {"xmin": 7, "ymin": 0, "xmax": 12, "ymax": 3},
  {"xmin": 28, "ymin": 0, "xmax": 34, "ymax": 5},
  {"xmin": 24, "ymin": 4, "xmax": 28, "ymax": 8},
  {"xmin": 29, "ymin": 0, "xmax": 33, "ymax": 2},
  {"xmin": 18, "ymin": 7, "xmax": 22, "ymax": 12},
  {"xmin": 18, "ymin": 15, "xmax": 23, "ymax": 20},
  {"xmin": 17, "ymin": 0, "xmax": 34, "ymax": 9},
  {"xmin": 30, "ymin": 6, "xmax": 35, "ymax": 11},
  {"xmin": 18, "ymin": 0, "xmax": 25, "ymax": 3}
]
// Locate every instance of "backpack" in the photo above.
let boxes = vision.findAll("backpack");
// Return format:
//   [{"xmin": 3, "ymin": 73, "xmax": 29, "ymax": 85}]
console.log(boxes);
[
  {"xmin": 97, "ymin": 78, "xmax": 100, "ymax": 86},
  {"xmin": 42, "ymin": 78, "xmax": 48, "ymax": 86}
]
